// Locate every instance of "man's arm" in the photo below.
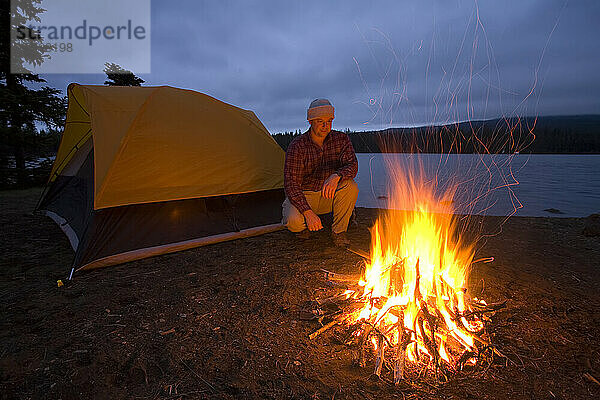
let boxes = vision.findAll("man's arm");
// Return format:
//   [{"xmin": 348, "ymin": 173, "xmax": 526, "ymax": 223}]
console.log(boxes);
[
  {"xmin": 335, "ymin": 135, "xmax": 358, "ymax": 179},
  {"xmin": 321, "ymin": 134, "xmax": 358, "ymax": 199},
  {"xmin": 284, "ymin": 142, "xmax": 311, "ymax": 214}
]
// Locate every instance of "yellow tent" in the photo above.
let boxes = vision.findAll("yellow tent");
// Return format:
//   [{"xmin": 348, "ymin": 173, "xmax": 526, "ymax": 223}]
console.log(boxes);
[{"xmin": 39, "ymin": 84, "xmax": 285, "ymax": 273}]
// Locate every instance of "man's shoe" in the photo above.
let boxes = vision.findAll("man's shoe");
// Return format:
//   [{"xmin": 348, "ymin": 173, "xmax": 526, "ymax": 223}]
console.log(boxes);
[
  {"xmin": 295, "ymin": 229, "xmax": 311, "ymax": 240},
  {"xmin": 331, "ymin": 231, "xmax": 350, "ymax": 247}
]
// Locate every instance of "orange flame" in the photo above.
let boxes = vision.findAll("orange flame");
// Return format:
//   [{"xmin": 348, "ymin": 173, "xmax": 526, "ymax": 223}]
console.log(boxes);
[{"xmin": 349, "ymin": 156, "xmax": 485, "ymax": 369}]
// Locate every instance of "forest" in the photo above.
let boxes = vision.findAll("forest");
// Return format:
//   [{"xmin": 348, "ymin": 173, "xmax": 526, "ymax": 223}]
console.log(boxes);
[{"xmin": 273, "ymin": 115, "xmax": 600, "ymax": 154}]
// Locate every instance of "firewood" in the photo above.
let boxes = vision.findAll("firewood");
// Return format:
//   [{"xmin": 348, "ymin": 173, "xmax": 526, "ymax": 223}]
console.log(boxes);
[
  {"xmin": 471, "ymin": 257, "xmax": 494, "ymax": 265},
  {"xmin": 309, "ymin": 314, "xmax": 346, "ymax": 340},
  {"xmin": 159, "ymin": 328, "xmax": 175, "ymax": 336},
  {"xmin": 414, "ymin": 258, "xmax": 422, "ymax": 302},
  {"xmin": 340, "ymin": 321, "xmax": 363, "ymax": 345},
  {"xmin": 583, "ymin": 372, "xmax": 600, "ymax": 387},
  {"xmin": 321, "ymin": 269, "xmax": 361, "ymax": 283},
  {"xmin": 307, "ymin": 246, "xmax": 506, "ymax": 384},
  {"xmin": 359, "ymin": 323, "xmax": 373, "ymax": 368},
  {"xmin": 418, "ymin": 313, "xmax": 443, "ymax": 380},
  {"xmin": 456, "ymin": 350, "xmax": 477, "ymax": 371},
  {"xmin": 345, "ymin": 247, "xmax": 370, "ymax": 261},
  {"xmin": 316, "ymin": 292, "xmax": 354, "ymax": 306},
  {"xmin": 364, "ymin": 320, "xmax": 394, "ymax": 348},
  {"xmin": 373, "ymin": 334, "xmax": 385, "ymax": 377},
  {"xmin": 394, "ymin": 328, "xmax": 412, "ymax": 385},
  {"xmin": 469, "ymin": 300, "xmax": 507, "ymax": 312}
]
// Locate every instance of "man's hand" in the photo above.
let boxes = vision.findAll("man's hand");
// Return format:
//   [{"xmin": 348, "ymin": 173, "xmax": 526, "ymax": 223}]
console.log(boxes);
[
  {"xmin": 321, "ymin": 173, "xmax": 341, "ymax": 199},
  {"xmin": 303, "ymin": 209, "xmax": 323, "ymax": 231}
]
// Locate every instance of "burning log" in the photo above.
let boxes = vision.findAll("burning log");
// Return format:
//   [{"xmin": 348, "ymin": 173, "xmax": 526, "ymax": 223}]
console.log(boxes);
[
  {"xmin": 309, "ymin": 314, "xmax": 346, "ymax": 340},
  {"xmin": 373, "ymin": 333, "xmax": 385, "ymax": 378},
  {"xmin": 321, "ymin": 269, "xmax": 361, "ymax": 284},
  {"xmin": 307, "ymin": 298, "xmax": 367, "ymax": 340},
  {"xmin": 394, "ymin": 327, "xmax": 412, "ymax": 384},
  {"xmin": 358, "ymin": 323, "xmax": 373, "ymax": 368},
  {"xmin": 456, "ymin": 350, "xmax": 478, "ymax": 371},
  {"xmin": 310, "ymin": 248, "xmax": 503, "ymax": 383},
  {"xmin": 338, "ymin": 321, "xmax": 363, "ymax": 345},
  {"xmin": 307, "ymin": 163, "xmax": 505, "ymax": 385},
  {"xmin": 417, "ymin": 311, "xmax": 439, "ymax": 377}
]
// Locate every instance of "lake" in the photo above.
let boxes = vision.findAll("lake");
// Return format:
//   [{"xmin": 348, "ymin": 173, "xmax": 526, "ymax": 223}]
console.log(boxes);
[{"xmin": 355, "ymin": 153, "xmax": 600, "ymax": 217}]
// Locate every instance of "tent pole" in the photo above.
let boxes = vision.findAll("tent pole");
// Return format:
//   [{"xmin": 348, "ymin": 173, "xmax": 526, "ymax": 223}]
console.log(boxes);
[{"xmin": 77, "ymin": 223, "xmax": 285, "ymax": 272}]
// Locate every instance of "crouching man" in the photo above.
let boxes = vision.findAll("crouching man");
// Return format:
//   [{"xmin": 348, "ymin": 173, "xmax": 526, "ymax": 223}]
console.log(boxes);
[{"xmin": 282, "ymin": 99, "xmax": 359, "ymax": 247}]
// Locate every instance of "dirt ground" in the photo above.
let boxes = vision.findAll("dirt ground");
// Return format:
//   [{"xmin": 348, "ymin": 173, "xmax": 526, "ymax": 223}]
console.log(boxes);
[{"xmin": 1, "ymin": 187, "xmax": 599, "ymax": 400}]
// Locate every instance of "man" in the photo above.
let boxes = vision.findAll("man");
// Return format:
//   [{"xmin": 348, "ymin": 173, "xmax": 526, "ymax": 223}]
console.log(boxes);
[{"xmin": 282, "ymin": 98, "xmax": 359, "ymax": 247}]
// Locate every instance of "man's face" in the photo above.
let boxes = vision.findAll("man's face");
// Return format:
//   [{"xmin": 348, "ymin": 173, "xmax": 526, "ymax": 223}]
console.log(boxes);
[{"xmin": 310, "ymin": 117, "xmax": 333, "ymax": 139}]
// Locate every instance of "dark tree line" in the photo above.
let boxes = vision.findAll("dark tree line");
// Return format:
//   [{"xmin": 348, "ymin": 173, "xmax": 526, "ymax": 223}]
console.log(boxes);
[{"xmin": 272, "ymin": 116, "xmax": 600, "ymax": 154}]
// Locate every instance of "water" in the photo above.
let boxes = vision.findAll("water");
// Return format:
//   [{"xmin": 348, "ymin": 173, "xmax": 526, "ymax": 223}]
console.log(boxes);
[
  {"xmin": 8, "ymin": 154, "xmax": 599, "ymax": 217},
  {"xmin": 3, "ymin": 155, "xmax": 55, "ymax": 169},
  {"xmin": 355, "ymin": 153, "xmax": 600, "ymax": 217}
]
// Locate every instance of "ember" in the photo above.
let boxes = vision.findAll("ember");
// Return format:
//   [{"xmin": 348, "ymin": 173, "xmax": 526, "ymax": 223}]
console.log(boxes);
[{"xmin": 311, "ymin": 158, "xmax": 506, "ymax": 383}]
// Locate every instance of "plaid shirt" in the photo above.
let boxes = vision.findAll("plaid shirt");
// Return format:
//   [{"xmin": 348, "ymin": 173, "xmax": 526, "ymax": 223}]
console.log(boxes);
[{"xmin": 284, "ymin": 130, "xmax": 358, "ymax": 213}]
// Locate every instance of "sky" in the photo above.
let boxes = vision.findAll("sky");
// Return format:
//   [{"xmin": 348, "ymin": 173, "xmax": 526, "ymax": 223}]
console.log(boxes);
[{"xmin": 39, "ymin": 0, "xmax": 600, "ymax": 133}]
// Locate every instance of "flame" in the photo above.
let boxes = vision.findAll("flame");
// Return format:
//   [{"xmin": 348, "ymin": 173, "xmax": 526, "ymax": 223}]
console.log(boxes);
[{"xmin": 348, "ymin": 157, "xmax": 487, "ymax": 372}]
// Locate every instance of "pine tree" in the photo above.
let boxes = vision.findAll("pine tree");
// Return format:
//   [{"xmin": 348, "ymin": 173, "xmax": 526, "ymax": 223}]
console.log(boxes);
[
  {"xmin": 103, "ymin": 62, "xmax": 144, "ymax": 86},
  {"xmin": 0, "ymin": 0, "xmax": 67, "ymax": 187}
]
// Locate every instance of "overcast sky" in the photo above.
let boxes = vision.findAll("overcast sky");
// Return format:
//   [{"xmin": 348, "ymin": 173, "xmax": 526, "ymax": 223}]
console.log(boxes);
[{"xmin": 41, "ymin": 0, "xmax": 600, "ymax": 133}]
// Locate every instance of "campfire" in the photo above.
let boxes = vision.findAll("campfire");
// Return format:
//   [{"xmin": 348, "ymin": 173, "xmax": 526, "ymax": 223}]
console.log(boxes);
[{"xmin": 309, "ymin": 159, "xmax": 506, "ymax": 383}]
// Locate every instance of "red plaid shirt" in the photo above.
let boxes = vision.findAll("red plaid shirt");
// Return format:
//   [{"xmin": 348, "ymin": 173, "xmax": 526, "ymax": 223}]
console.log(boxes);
[{"xmin": 284, "ymin": 130, "xmax": 358, "ymax": 213}]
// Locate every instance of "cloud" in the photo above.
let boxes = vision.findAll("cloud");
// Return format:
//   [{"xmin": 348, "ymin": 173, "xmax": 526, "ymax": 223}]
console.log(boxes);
[{"xmin": 41, "ymin": 0, "xmax": 600, "ymax": 132}]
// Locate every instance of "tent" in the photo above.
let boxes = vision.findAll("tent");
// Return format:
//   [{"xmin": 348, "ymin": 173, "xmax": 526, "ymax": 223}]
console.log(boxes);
[{"xmin": 37, "ymin": 83, "xmax": 285, "ymax": 274}]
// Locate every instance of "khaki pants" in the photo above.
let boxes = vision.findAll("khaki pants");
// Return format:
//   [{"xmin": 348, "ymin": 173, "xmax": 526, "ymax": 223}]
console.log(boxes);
[{"xmin": 282, "ymin": 179, "xmax": 359, "ymax": 234}]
